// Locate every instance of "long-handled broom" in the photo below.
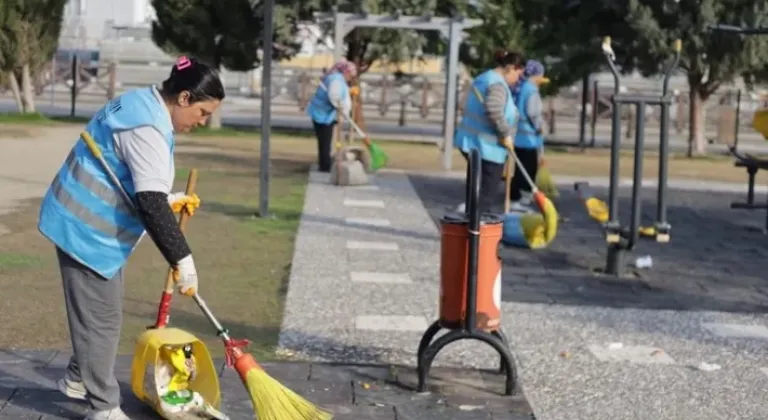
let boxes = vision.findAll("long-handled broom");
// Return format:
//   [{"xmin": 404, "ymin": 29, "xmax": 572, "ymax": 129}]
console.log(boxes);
[
  {"xmin": 153, "ymin": 168, "xmax": 198, "ymax": 329},
  {"xmin": 79, "ymin": 131, "xmax": 333, "ymax": 420},
  {"xmin": 319, "ymin": 81, "xmax": 388, "ymax": 170}
]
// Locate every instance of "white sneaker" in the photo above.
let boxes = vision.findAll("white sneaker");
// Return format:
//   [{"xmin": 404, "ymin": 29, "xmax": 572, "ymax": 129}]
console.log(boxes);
[
  {"xmin": 84, "ymin": 407, "xmax": 131, "ymax": 420},
  {"xmin": 58, "ymin": 377, "xmax": 87, "ymax": 400}
]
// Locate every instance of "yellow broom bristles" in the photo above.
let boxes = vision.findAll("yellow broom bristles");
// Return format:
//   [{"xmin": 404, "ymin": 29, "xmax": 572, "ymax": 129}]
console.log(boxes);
[
  {"xmin": 535, "ymin": 162, "xmax": 559, "ymax": 199},
  {"xmin": 243, "ymin": 369, "xmax": 333, "ymax": 420}
]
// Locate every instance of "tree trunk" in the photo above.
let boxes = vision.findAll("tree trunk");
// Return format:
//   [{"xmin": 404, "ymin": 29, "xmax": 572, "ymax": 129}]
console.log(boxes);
[
  {"xmin": 20, "ymin": 63, "xmax": 36, "ymax": 113},
  {"xmin": 352, "ymin": 82, "xmax": 365, "ymax": 132},
  {"xmin": 207, "ymin": 68, "xmax": 223, "ymax": 129},
  {"xmin": 207, "ymin": 108, "xmax": 222, "ymax": 129},
  {"xmin": 687, "ymin": 88, "xmax": 707, "ymax": 157},
  {"xmin": 8, "ymin": 72, "xmax": 23, "ymax": 113}
]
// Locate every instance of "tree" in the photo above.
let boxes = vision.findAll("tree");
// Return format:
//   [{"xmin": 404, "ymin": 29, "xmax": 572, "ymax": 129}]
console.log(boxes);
[
  {"xmin": 307, "ymin": 0, "xmax": 437, "ymax": 74},
  {"xmin": 298, "ymin": 0, "xmax": 438, "ymax": 130},
  {"xmin": 514, "ymin": 0, "xmax": 632, "ymax": 96},
  {"xmin": 429, "ymin": 0, "xmax": 528, "ymax": 78},
  {"xmin": 624, "ymin": 0, "xmax": 768, "ymax": 156},
  {"xmin": 0, "ymin": 0, "xmax": 67, "ymax": 113},
  {"xmin": 151, "ymin": 0, "xmax": 301, "ymax": 129}
]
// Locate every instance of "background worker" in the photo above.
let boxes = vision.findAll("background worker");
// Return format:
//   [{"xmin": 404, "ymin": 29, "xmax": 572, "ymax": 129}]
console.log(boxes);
[
  {"xmin": 509, "ymin": 59, "xmax": 549, "ymax": 211},
  {"xmin": 306, "ymin": 59, "xmax": 357, "ymax": 172},
  {"xmin": 37, "ymin": 57, "xmax": 224, "ymax": 420},
  {"xmin": 454, "ymin": 50, "xmax": 526, "ymax": 213}
]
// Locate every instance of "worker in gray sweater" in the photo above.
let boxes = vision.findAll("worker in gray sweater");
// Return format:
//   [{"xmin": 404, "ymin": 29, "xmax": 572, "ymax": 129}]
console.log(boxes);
[{"xmin": 454, "ymin": 50, "xmax": 526, "ymax": 214}]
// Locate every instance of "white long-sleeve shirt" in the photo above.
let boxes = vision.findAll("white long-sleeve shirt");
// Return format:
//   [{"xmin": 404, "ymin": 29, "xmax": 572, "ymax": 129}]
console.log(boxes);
[{"xmin": 327, "ymin": 77, "xmax": 352, "ymax": 117}]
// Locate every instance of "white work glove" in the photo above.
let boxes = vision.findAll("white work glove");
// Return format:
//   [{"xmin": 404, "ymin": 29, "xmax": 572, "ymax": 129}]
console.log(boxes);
[{"xmin": 173, "ymin": 254, "xmax": 198, "ymax": 296}]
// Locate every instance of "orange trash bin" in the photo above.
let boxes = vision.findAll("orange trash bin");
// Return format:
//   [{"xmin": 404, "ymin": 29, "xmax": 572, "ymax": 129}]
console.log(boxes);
[{"xmin": 439, "ymin": 212, "xmax": 504, "ymax": 332}]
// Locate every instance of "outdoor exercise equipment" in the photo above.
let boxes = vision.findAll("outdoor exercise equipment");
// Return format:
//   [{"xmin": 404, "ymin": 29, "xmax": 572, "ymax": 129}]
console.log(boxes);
[
  {"xmin": 417, "ymin": 148, "xmax": 517, "ymax": 396},
  {"xmin": 723, "ymin": 109, "xmax": 768, "ymax": 233},
  {"xmin": 583, "ymin": 37, "xmax": 681, "ymax": 276},
  {"xmin": 710, "ymin": 24, "xmax": 768, "ymax": 233}
]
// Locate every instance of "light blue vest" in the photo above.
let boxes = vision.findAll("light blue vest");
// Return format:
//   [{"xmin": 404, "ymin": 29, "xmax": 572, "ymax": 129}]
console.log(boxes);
[
  {"xmin": 514, "ymin": 80, "xmax": 543, "ymax": 149},
  {"xmin": 38, "ymin": 87, "xmax": 175, "ymax": 279},
  {"xmin": 307, "ymin": 72, "xmax": 348, "ymax": 125},
  {"xmin": 454, "ymin": 70, "xmax": 517, "ymax": 164}
]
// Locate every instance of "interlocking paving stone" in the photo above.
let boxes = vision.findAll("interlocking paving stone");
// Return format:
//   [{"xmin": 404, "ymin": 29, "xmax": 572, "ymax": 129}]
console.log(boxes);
[
  {"xmin": 587, "ymin": 344, "xmax": 676, "ymax": 365},
  {"xmin": 345, "ymin": 217, "xmax": 392, "ymax": 227},
  {"xmin": 350, "ymin": 271, "xmax": 413, "ymax": 284},
  {"xmin": 346, "ymin": 240, "xmax": 400, "ymax": 251},
  {"xmin": 343, "ymin": 199, "xmax": 386, "ymax": 208},
  {"xmin": 355, "ymin": 315, "xmax": 428, "ymax": 332},
  {"xmin": 701, "ymin": 323, "xmax": 768, "ymax": 340}
]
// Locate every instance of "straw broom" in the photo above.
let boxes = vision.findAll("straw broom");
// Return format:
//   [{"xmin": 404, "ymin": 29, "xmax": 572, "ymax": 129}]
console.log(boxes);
[
  {"xmin": 190, "ymin": 294, "xmax": 334, "ymax": 420},
  {"xmin": 79, "ymin": 131, "xmax": 332, "ymax": 420}
]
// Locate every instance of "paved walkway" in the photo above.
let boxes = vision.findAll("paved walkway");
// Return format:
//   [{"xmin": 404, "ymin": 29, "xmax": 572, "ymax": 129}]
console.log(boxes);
[
  {"xmin": 408, "ymin": 172, "xmax": 768, "ymax": 420},
  {"xmin": 278, "ymin": 166, "xmax": 768, "ymax": 420},
  {"xmin": 0, "ymin": 350, "xmax": 533, "ymax": 419}
]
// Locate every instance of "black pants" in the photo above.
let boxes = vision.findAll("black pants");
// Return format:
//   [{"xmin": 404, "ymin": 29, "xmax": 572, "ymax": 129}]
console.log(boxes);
[
  {"xmin": 313, "ymin": 121, "xmax": 336, "ymax": 172},
  {"xmin": 461, "ymin": 151, "xmax": 505, "ymax": 214},
  {"xmin": 509, "ymin": 147, "xmax": 539, "ymax": 201}
]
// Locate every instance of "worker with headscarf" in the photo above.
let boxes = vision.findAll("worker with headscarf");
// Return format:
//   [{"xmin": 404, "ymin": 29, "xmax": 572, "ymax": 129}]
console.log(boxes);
[
  {"xmin": 509, "ymin": 59, "xmax": 549, "ymax": 211},
  {"xmin": 454, "ymin": 50, "xmax": 526, "ymax": 214},
  {"xmin": 307, "ymin": 59, "xmax": 358, "ymax": 172}
]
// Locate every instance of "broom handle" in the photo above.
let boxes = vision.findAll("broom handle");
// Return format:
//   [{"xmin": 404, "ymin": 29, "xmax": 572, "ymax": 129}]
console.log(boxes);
[
  {"xmin": 154, "ymin": 169, "xmax": 198, "ymax": 329},
  {"xmin": 509, "ymin": 147, "xmax": 539, "ymax": 193},
  {"xmin": 504, "ymin": 154, "xmax": 512, "ymax": 213},
  {"xmin": 191, "ymin": 293, "xmax": 231, "ymax": 342}
]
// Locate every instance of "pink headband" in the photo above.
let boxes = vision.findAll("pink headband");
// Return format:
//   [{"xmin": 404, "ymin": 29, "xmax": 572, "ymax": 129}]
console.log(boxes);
[{"xmin": 176, "ymin": 56, "xmax": 191, "ymax": 71}]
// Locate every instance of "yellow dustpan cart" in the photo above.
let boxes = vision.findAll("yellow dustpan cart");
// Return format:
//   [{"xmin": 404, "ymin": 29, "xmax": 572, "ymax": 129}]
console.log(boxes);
[{"xmin": 131, "ymin": 328, "xmax": 226, "ymax": 420}]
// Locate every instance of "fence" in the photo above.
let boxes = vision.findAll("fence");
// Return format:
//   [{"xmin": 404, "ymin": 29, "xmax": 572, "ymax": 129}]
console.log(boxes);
[{"xmin": 3, "ymin": 55, "xmax": 768, "ymax": 146}]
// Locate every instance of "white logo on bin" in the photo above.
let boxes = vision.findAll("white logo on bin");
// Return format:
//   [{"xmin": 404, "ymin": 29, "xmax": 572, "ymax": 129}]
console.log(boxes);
[{"xmin": 493, "ymin": 268, "xmax": 501, "ymax": 310}]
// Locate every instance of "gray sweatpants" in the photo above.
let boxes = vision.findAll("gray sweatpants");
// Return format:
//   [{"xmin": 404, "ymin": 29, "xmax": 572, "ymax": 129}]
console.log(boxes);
[{"xmin": 57, "ymin": 247, "xmax": 123, "ymax": 411}]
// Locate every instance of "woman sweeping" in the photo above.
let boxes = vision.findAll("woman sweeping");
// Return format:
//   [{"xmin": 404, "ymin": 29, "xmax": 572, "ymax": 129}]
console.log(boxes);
[
  {"xmin": 37, "ymin": 56, "xmax": 225, "ymax": 420},
  {"xmin": 454, "ymin": 50, "xmax": 525, "ymax": 213},
  {"xmin": 306, "ymin": 59, "xmax": 358, "ymax": 172},
  {"xmin": 509, "ymin": 59, "xmax": 549, "ymax": 211}
]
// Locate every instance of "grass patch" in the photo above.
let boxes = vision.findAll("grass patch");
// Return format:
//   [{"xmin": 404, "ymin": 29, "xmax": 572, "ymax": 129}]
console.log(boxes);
[
  {"xmin": 189, "ymin": 124, "xmax": 315, "ymax": 140},
  {"xmin": 0, "ymin": 253, "xmax": 43, "ymax": 270},
  {"xmin": 0, "ymin": 136, "xmax": 308, "ymax": 360},
  {"xmin": 0, "ymin": 112, "xmax": 89, "ymax": 126},
  {"xmin": 0, "ymin": 112, "xmax": 56, "ymax": 125}
]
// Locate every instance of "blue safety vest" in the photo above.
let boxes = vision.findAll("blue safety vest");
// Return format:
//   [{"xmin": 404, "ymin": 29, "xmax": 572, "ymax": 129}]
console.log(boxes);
[
  {"xmin": 307, "ymin": 72, "xmax": 348, "ymax": 125},
  {"xmin": 454, "ymin": 70, "xmax": 517, "ymax": 164},
  {"xmin": 514, "ymin": 80, "xmax": 543, "ymax": 149},
  {"xmin": 38, "ymin": 87, "xmax": 174, "ymax": 279}
]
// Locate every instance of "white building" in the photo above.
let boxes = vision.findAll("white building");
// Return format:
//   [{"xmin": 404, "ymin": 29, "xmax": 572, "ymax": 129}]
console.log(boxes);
[{"xmin": 59, "ymin": 0, "xmax": 155, "ymax": 49}]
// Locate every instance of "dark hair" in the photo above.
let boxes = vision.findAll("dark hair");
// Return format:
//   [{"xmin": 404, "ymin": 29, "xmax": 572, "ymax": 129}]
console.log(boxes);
[
  {"xmin": 494, "ymin": 50, "xmax": 525, "ymax": 69},
  {"xmin": 161, "ymin": 56, "xmax": 225, "ymax": 103}
]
